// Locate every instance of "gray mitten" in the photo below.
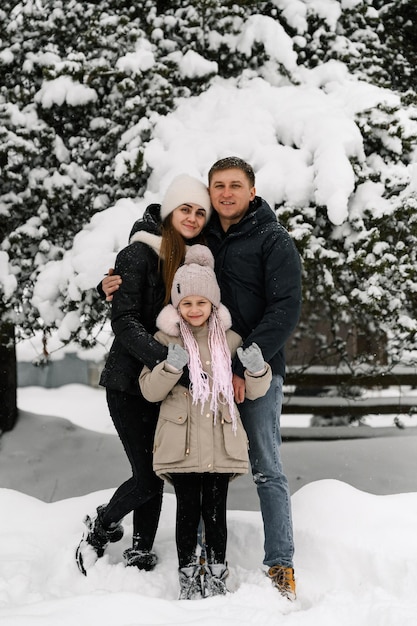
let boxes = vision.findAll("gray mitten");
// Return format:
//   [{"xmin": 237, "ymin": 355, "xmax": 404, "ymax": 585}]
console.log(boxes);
[
  {"xmin": 166, "ymin": 343, "xmax": 189, "ymax": 371},
  {"xmin": 237, "ymin": 342, "xmax": 265, "ymax": 373}
]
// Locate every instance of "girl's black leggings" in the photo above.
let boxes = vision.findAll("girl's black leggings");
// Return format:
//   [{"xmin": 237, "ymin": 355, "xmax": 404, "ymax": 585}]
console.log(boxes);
[{"xmin": 171, "ymin": 472, "xmax": 231, "ymax": 568}]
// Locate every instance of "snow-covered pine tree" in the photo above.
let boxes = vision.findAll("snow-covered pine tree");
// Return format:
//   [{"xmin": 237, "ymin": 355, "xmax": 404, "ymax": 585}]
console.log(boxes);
[
  {"xmin": 1, "ymin": 0, "xmax": 416, "ymax": 430},
  {"xmin": 273, "ymin": 0, "xmax": 417, "ymax": 369},
  {"xmin": 0, "ymin": 0, "xmax": 171, "ymax": 428}
]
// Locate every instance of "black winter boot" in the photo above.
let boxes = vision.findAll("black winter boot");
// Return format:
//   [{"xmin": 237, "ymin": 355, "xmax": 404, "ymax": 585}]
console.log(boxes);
[
  {"xmin": 75, "ymin": 504, "xmax": 124, "ymax": 575},
  {"xmin": 123, "ymin": 534, "xmax": 158, "ymax": 571}
]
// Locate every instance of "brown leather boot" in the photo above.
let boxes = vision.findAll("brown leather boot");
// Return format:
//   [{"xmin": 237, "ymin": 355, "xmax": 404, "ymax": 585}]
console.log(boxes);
[{"xmin": 267, "ymin": 565, "xmax": 296, "ymax": 601}]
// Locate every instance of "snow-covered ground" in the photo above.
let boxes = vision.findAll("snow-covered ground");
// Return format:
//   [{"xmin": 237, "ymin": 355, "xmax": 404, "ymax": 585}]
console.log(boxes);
[
  {"xmin": 0, "ymin": 479, "xmax": 416, "ymax": 626},
  {"xmin": 0, "ymin": 384, "xmax": 415, "ymax": 625}
]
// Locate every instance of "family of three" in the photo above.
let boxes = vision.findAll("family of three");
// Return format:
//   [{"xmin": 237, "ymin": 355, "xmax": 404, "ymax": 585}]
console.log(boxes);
[{"xmin": 75, "ymin": 157, "xmax": 302, "ymax": 601}]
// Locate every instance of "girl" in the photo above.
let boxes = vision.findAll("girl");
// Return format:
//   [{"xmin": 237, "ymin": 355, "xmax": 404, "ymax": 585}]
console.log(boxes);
[
  {"xmin": 76, "ymin": 175, "xmax": 211, "ymax": 575},
  {"xmin": 139, "ymin": 245, "xmax": 271, "ymax": 599}
]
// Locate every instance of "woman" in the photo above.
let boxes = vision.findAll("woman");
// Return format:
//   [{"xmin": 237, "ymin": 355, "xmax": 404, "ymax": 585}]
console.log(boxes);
[{"xmin": 76, "ymin": 174, "xmax": 211, "ymax": 575}]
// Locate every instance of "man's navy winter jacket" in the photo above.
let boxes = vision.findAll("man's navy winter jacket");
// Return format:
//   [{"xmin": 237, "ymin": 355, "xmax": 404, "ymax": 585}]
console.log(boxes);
[{"xmin": 205, "ymin": 196, "xmax": 302, "ymax": 379}]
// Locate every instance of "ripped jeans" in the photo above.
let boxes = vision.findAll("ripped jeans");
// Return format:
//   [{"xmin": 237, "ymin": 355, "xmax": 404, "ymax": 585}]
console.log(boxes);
[{"xmin": 239, "ymin": 375, "xmax": 294, "ymax": 568}]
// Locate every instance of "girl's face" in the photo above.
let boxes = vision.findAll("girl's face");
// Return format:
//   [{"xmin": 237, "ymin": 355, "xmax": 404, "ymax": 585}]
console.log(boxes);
[
  {"xmin": 179, "ymin": 296, "xmax": 212, "ymax": 327},
  {"xmin": 170, "ymin": 203, "xmax": 207, "ymax": 239}
]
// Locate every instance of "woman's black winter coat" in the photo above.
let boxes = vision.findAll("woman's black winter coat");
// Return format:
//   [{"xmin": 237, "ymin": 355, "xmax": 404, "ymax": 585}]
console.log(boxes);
[{"xmin": 99, "ymin": 205, "xmax": 167, "ymax": 395}]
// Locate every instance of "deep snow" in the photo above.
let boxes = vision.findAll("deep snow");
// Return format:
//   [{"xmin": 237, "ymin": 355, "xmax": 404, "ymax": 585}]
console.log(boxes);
[
  {"xmin": 0, "ymin": 385, "xmax": 416, "ymax": 625},
  {"xmin": 0, "ymin": 480, "xmax": 416, "ymax": 626}
]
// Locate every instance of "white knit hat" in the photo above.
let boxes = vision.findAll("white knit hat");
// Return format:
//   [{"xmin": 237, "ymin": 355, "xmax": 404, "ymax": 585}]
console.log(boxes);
[
  {"xmin": 160, "ymin": 174, "xmax": 211, "ymax": 221},
  {"xmin": 171, "ymin": 245, "xmax": 220, "ymax": 308}
]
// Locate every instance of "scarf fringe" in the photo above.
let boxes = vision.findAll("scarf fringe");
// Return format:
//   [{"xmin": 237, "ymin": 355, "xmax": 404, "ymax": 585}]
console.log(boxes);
[{"xmin": 179, "ymin": 309, "xmax": 237, "ymax": 432}]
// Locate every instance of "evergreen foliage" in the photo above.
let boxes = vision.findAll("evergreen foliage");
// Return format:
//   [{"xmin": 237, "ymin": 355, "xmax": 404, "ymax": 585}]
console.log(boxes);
[{"xmin": 1, "ymin": 0, "xmax": 416, "ymax": 375}]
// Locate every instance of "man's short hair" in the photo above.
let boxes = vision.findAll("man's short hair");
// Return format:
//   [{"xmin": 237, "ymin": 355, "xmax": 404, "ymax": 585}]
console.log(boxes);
[{"xmin": 208, "ymin": 156, "xmax": 255, "ymax": 187}]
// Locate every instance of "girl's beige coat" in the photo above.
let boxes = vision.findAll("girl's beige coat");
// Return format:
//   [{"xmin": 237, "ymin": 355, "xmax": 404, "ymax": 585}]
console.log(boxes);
[{"xmin": 139, "ymin": 325, "xmax": 271, "ymax": 482}]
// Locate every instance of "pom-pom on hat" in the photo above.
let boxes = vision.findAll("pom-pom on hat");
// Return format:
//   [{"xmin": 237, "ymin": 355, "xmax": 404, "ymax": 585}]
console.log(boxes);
[
  {"xmin": 171, "ymin": 244, "xmax": 220, "ymax": 308},
  {"xmin": 160, "ymin": 174, "xmax": 211, "ymax": 222}
]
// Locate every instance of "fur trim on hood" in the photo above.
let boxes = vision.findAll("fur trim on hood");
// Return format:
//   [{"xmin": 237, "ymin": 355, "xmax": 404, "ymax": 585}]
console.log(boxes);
[
  {"xmin": 129, "ymin": 231, "xmax": 191, "ymax": 261},
  {"xmin": 156, "ymin": 303, "xmax": 232, "ymax": 336},
  {"xmin": 129, "ymin": 231, "xmax": 163, "ymax": 256}
]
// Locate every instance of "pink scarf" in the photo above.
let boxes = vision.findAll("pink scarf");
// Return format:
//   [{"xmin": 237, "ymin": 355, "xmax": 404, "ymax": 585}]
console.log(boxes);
[{"xmin": 178, "ymin": 309, "xmax": 237, "ymax": 432}]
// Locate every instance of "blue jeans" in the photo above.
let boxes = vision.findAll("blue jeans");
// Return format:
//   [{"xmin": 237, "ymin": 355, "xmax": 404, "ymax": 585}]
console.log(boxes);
[{"xmin": 239, "ymin": 375, "xmax": 294, "ymax": 568}]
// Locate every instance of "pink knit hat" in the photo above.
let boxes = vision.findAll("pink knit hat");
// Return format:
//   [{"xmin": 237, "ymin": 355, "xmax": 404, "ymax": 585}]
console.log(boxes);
[
  {"xmin": 160, "ymin": 174, "xmax": 211, "ymax": 221},
  {"xmin": 171, "ymin": 245, "xmax": 220, "ymax": 308}
]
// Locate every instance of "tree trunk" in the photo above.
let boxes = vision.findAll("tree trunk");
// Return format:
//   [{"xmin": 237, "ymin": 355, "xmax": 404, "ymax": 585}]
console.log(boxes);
[{"xmin": 0, "ymin": 321, "xmax": 17, "ymax": 433}]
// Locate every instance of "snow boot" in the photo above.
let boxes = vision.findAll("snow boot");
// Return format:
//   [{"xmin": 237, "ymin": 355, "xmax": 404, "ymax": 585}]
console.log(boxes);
[
  {"xmin": 202, "ymin": 562, "xmax": 229, "ymax": 598},
  {"xmin": 123, "ymin": 535, "xmax": 158, "ymax": 571},
  {"xmin": 178, "ymin": 563, "xmax": 204, "ymax": 600},
  {"xmin": 267, "ymin": 565, "xmax": 296, "ymax": 601},
  {"xmin": 75, "ymin": 504, "xmax": 124, "ymax": 575}
]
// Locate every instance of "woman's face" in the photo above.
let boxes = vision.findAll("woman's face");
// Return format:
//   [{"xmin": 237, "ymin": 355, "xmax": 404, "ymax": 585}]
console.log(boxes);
[{"xmin": 170, "ymin": 203, "xmax": 207, "ymax": 239}]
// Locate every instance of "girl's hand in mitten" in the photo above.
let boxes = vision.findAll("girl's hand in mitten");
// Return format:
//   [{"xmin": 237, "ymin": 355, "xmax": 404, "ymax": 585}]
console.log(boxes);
[
  {"xmin": 166, "ymin": 343, "xmax": 189, "ymax": 371},
  {"xmin": 237, "ymin": 343, "xmax": 266, "ymax": 374}
]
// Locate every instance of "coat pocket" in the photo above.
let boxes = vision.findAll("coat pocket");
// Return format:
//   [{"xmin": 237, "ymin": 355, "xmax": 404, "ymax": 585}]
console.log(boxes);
[
  {"xmin": 153, "ymin": 399, "xmax": 189, "ymax": 464},
  {"xmin": 221, "ymin": 416, "xmax": 248, "ymax": 462}
]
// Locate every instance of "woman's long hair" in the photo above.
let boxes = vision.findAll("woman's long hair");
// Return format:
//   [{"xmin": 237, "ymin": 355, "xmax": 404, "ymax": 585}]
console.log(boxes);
[{"xmin": 159, "ymin": 214, "xmax": 206, "ymax": 305}]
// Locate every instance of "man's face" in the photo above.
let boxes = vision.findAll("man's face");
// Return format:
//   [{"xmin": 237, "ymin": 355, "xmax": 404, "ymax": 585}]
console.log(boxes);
[{"xmin": 209, "ymin": 168, "xmax": 256, "ymax": 229}]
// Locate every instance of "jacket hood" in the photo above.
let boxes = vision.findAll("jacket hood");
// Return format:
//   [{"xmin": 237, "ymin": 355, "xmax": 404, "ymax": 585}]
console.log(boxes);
[
  {"xmin": 156, "ymin": 303, "xmax": 232, "ymax": 336},
  {"xmin": 128, "ymin": 203, "xmax": 163, "ymax": 255},
  {"xmin": 129, "ymin": 203, "xmax": 162, "ymax": 240}
]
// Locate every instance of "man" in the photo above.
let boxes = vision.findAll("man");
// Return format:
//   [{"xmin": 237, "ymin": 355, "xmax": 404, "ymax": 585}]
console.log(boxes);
[{"xmin": 103, "ymin": 157, "xmax": 302, "ymax": 599}]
